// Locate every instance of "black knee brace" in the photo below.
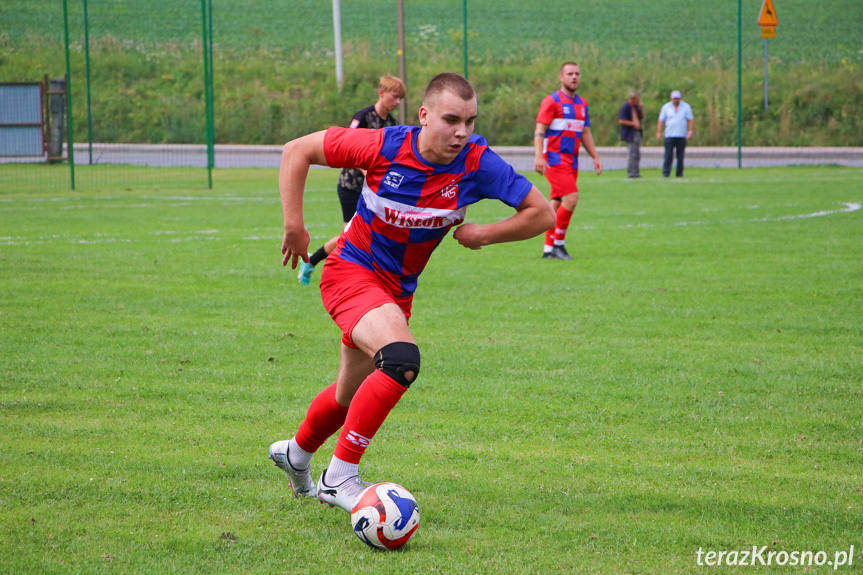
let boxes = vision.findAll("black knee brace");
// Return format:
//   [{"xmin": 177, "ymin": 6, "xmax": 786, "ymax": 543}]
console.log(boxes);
[{"xmin": 374, "ymin": 342, "xmax": 421, "ymax": 388}]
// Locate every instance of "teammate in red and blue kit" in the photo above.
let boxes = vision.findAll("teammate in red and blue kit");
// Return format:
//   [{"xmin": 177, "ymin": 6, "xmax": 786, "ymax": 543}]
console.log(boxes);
[
  {"xmin": 269, "ymin": 73, "xmax": 555, "ymax": 512},
  {"xmin": 534, "ymin": 62, "xmax": 603, "ymax": 260}
]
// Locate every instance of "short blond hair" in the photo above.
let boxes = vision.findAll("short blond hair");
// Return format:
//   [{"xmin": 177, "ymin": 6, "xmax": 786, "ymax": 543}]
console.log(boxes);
[{"xmin": 379, "ymin": 75, "xmax": 406, "ymax": 98}]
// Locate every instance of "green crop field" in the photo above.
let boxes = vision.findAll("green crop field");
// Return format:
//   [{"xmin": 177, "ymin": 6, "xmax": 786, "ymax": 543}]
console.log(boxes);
[
  {"xmin": 3, "ymin": 0, "xmax": 862, "ymax": 63},
  {"xmin": 1, "ymin": 165, "xmax": 861, "ymax": 573}
]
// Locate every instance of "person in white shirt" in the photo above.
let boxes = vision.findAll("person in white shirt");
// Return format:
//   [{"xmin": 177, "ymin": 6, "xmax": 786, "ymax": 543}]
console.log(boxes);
[{"xmin": 656, "ymin": 90, "xmax": 694, "ymax": 177}]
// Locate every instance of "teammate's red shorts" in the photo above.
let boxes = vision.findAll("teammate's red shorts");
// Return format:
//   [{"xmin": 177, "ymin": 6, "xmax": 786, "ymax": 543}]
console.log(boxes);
[
  {"xmin": 544, "ymin": 164, "xmax": 579, "ymax": 200},
  {"xmin": 319, "ymin": 255, "xmax": 412, "ymax": 349}
]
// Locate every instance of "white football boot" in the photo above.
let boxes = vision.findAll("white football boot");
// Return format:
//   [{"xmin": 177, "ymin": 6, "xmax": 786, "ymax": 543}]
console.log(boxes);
[
  {"xmin": 269, "ymin": 439, "xmax": 316, "ymax": 498},
  {"xmin": 316, "ymin": 469, "xmax": 372, "ymax": 512}
]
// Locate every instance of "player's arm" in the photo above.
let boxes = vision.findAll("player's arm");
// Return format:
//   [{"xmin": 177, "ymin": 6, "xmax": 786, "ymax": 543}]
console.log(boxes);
[
  {"xmin": 687, "ymin": 117, "xmax": 694, "ymax": 140},
  {"xmin": 279, "ymin": 130, "xmax": 328, "ymax": 269},
  {"xmin": 533, "ymin": 122, "xmax": 548, "ymax": 175},
  {"xmin": 580, "ymin": 127, "xmax": 603, "ymax": 176},
  {"xmin": 349, "ymin": 112, "xmax": 369, "ymax": 176},
  {"xmin": 453, "ymin": 186, "xmax": 554, "ymax": 250},
  {"xmin": 656, "ymin": 119, "xmax": 664, "ymax": 141}
]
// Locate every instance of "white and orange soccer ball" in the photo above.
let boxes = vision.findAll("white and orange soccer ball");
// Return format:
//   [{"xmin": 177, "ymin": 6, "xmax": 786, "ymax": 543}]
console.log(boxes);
[{"xmin": 350, "ymin": 482, "xmax": 420, "ymax": 550}]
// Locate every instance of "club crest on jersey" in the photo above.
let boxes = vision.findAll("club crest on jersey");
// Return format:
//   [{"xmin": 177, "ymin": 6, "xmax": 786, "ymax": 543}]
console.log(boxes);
[
  {"xmin": 384, "ymin": 171, "xmax": 405, "ymax": 189},
  {"xmin": 440, "ymin": 183, "xmax": 458, "ymax": 200}
]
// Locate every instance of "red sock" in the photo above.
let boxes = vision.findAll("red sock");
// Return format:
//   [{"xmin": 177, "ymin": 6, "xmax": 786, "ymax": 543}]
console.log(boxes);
[
  {"xmin": 294, "ymin": 382, "xmax": 349, "ymax": 453},
  {"xmin": 334, "ymin": 370, "xmax": 407, "ymax": 464},
  {"xmin": 554, "ymin": 205, "xmax": 574, "ymax": 243},
  {"xmin": 544, "ymin": 226, "xmax": 555, "ymax": 248}
]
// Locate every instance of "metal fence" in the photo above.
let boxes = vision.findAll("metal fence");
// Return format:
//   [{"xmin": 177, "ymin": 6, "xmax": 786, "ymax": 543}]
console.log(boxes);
[{"xmin": 1, "ymin": 0, "xmax": 861, "ymax": 191}]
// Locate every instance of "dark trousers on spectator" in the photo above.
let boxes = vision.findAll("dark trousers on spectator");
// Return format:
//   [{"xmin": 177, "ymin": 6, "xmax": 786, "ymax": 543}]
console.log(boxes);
[
  {"xmin": 663, "ymin": 137, "xmax": 687, "ymax": 177},
  {"xmin": 626, "ymin": 132, "xmax": 642, "ymax": 178}
]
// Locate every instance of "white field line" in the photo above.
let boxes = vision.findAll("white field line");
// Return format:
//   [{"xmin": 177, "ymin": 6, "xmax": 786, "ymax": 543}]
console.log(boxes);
[
  {"xmin": 1, "ymin": 203, "xmax": 859, "ymax": 246},
  {"xmin": 668, "ymin": 202, "xmax": 860, "ymax": 228}
]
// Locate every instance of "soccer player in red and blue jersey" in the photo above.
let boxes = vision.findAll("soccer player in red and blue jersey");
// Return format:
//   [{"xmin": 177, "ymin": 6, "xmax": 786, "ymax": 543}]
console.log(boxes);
[
  {"xmin": 269, "ymin": 73, "xmax": 555, "ymax": 512},
  {"xmin": 534, "ymin": 62, "xmax": 603, "ymax": 260}
]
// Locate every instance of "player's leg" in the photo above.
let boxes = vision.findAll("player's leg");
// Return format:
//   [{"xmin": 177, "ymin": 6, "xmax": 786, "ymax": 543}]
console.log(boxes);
[
  {"xmin": 560, "ymin": 189, "xmax": 578, "ymax": 212},
  {"xmin": 297, "ymin": 258, "xmax": 317, "ymax": 285},
  {"xmin": 304, "ymin": 235, "xmax": 338, "ymax": 274},
  {"xmin": 549, "ymin": 190, "xmax": 576, "ymax": 260},
  {"xmin": 270, "ymin": 343, "xmax": 373, "ymax": 497},
  {"xmin": 543, "ymin": 196, "xmax": 561, "ymax": 258},
  {"xmin": 293, "ymin": 343, "xmax": 374, "ymax": 461},
  {"xmin": 334, "ymin": 302, "xmax": 416, "ymax": 463},
  {"xmin": 319, "ymin": 303, "xmax": 419, "ymax": 511},
  {"xmin": 337, "ymin": 184, "xmax": 361, "ymax": 224},
  {"xmin": 543, "ymin": 166, "xmax": 576, "ymax": 259},
  {"xmin": 309, "ymin": 238, "xmax": 336, "ymax": 267},
  {"xmin": 298, "ymin": 240, "xmax": 329, "ymax": 285},
  {"xmin": 544, "ymin": 167, "xmax": 577, "ymax": 260}
]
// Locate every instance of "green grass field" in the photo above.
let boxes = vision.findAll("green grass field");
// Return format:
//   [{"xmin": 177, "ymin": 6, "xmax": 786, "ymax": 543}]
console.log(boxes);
[
  {"xmin": 1, "ymin": 165, "xmax": 861, "ymax": 573},
  {"xmin": 3, "ymin": 0, "xmax": 862, "ymax": 147}
]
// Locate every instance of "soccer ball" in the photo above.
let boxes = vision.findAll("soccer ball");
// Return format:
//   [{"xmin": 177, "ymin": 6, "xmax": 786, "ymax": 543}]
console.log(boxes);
[{"xmin": 350, "ymin": 482, "xmax": 420, "ymax": 550}]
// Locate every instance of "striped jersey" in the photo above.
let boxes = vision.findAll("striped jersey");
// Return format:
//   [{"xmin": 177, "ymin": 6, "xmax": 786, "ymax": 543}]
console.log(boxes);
[
  {"xmin": 536, "ymin": 90, "xmax": 590, "ymax": 170},
  {"xmin": 323, "ymin": 124, "xmax": 533, "ymax": 297}
]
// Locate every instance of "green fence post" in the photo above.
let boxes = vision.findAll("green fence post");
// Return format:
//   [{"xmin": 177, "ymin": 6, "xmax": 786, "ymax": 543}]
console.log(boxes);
[
  {"xmin": 737, "ymin": 0, "xmax": 742, "ymax": 169},
  {"xmin": 83, "ymin": 0, "xmax": 93, "ymax": 165},
  {"xmin": 208, "ymin": 0, "xmax": 215, "ymax": 181},
  {"xmin": 62, "ymin": 0, "xmax": 75, "ymax": 189},
  {"xmin": 200, "ymin": 0, "xmax": 213, "ymax": 188},
  {"xmin": 463, "ymin": 0, "xmax": 468, "ymax": 80}
]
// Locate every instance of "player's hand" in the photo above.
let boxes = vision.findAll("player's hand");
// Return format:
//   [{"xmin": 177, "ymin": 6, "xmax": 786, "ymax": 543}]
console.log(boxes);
[
  {"xmin": 534, "ymin": 156, "xmax": 547, "ymax": 175},
  {"xmin": 281, "ymin": 226, "xmax": 310, "ymax": 269},
  {"xmin": 453, "ymin": 223, "xmax": 485, "ymax": 250},
  {"xmin": 593, "ymin": 158, "xmax": 604, "ymax": 176}
]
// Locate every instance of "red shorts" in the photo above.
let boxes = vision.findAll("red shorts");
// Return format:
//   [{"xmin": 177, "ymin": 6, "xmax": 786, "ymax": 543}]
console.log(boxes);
[
  {"xmin": 544, "ymin": 164, "xmax": 579, "ymax": 200},
  {"xmin": 319, "ymin": 256, "xmax": 412, "ymax": 349}
]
